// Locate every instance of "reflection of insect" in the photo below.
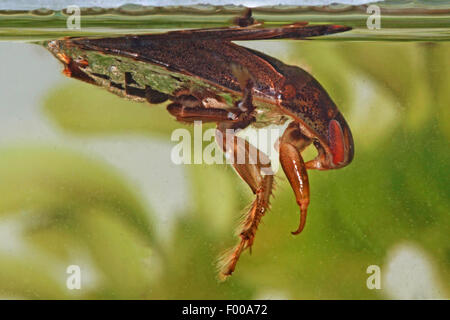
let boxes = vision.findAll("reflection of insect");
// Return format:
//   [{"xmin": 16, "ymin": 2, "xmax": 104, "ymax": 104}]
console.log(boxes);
[{"xmin": 46, "ymin": 9, "xmax": 354, "ymax": 280}]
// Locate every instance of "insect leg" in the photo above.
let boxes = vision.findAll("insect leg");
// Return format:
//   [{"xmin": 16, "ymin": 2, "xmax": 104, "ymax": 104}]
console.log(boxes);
[
  {"xmin": 123, "ymin": 72, "xmax": 169, "ymax": 104},
  {"xmin": 231, "ymin": 63, "xmax": 255, "ymax": 113},
  {"xmin": 215, "ymin": 122, "xmax": 274, "ymax": 280},
  {"xmin": 166, "ymin": 97, "xmax": 270, "ymax": 279},
  {"xmin": 279, "ymin": 122, "xmax": 313, "ymax": 235},
  {"xmin": 233, "ymin": 8, "xmax": 257, "ymax": 27},
  {"xmin": 132, "ymin": 23, "xmax": 351, "ymax": 42},
  {"xmin": 144, "ymin": 86, "xmax": 170, "ymax": 104},
  {"xmin": 306, "ymin": 113, "xmax": 354, "ymax": 170},
  {"xmin": 167, "ymin": 65, "xmax": 256, "ymax": 125},
  {"xmin": 167, "ymin": 103, "xmax": 244, "ymax": 123}
]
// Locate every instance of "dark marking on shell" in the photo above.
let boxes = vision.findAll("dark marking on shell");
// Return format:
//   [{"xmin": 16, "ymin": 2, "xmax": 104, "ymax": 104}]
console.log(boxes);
[{"xmin": 145, "ymin": 85, "xmax": 169, "ymax": 104}]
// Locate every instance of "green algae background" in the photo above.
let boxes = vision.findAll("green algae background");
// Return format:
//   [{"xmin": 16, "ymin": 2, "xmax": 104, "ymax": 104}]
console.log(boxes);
[{"xmin": 0, "ymin": 40, "xmax": 448, "ymax": 299}]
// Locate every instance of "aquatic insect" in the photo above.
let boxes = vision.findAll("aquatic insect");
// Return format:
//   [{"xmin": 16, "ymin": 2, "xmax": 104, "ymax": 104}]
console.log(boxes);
[{"xmin": 45, "ymin": 10, "xmax": 354, "ymax": 279}]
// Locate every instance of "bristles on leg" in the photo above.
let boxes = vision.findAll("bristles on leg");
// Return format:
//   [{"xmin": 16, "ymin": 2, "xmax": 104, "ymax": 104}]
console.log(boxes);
[{"xmin": 216, "ymin": 175, "xmax": 273, "ymax": 280}]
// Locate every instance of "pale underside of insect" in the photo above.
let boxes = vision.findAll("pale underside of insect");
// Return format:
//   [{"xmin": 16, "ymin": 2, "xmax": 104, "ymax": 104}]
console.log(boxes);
[{"xmin": 45, "ymin": 10, "xmax": 354, "ymax": 280}]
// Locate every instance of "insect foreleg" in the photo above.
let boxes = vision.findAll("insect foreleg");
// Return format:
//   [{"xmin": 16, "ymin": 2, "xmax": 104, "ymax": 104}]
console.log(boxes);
[
  {"xmin": 167, "ymin": 103, "xmax": 243, "ymax": 123},
  {"xmin": 279, "ymin": 122, "xmax": 313, "ymax": 235}
]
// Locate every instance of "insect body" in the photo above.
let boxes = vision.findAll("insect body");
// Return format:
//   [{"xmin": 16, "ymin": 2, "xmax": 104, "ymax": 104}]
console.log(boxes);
[{"xmin": 46, "ymin": 13, "xmax": 354, "ymax": 279}]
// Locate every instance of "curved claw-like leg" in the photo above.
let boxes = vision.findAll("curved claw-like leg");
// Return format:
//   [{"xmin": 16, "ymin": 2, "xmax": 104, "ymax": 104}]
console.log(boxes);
[
  {"xmin": 215, "ymin": 123, "xmax": 274, "ymax": 280},
  {"xmin": 279, "ymin": 122, "xmax": 313, "ymax": 235}
]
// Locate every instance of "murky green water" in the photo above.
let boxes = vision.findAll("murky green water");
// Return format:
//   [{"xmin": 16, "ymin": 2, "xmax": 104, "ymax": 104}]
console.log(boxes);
[{"xmin": 0, "ymin": 3, "xmax": 449, "ymax": 299}]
